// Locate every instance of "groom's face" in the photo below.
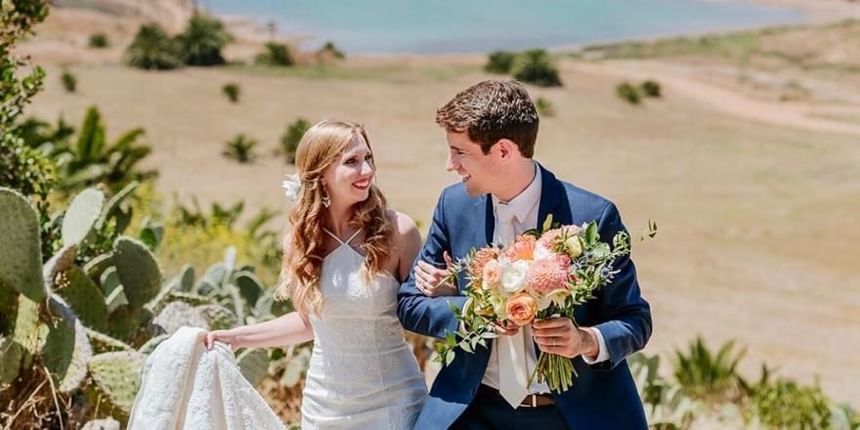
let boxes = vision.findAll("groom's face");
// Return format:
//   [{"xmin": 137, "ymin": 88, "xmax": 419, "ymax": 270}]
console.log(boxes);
[{"xmin": 445, "ymin": 131, "xmax": 499, "ymax": 197}]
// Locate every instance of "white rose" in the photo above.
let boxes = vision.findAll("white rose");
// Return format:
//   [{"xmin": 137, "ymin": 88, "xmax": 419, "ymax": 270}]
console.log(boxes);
[{"xmin": 500, "ymin": 260, "xmax": 530, "ymax": 295}]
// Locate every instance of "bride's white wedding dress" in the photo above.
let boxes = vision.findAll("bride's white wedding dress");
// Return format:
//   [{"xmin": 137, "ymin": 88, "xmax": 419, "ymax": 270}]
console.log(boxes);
[{"xmin": 301, "ymin": 229, "xmax": 427, "ymax": 429}]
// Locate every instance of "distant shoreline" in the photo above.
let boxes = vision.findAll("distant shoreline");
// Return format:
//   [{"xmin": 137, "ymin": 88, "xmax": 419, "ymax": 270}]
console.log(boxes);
[{"xmin": 204, "ymin": 0, "xmax": 858, "ymax": 57}]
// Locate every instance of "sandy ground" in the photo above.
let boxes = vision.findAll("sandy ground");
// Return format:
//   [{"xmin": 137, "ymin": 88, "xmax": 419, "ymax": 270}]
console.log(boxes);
[{"xmin": 14, "ymin": 1, "xmax": 860, "ymax": 410}]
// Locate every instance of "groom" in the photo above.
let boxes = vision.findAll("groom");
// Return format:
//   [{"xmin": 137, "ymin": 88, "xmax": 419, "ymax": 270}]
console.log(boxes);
[{"xmin": 398, "ymin": 79, "xmax": 652, "ymax": 429}]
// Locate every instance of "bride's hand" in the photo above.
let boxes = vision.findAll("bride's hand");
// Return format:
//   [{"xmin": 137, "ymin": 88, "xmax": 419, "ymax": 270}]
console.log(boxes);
[
  {"xmin": 414, "ymin": 251, "xmax": 458, "ymax": 297},
  {"xmin": 204, "ymin": 329, "xmax": 239, "ymax": 351}
]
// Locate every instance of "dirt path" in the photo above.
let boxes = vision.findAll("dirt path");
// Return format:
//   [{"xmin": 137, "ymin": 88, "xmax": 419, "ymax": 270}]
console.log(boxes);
[{"xmin": 573, "ymin": 60, "xmax": 860, "ymax": 137}]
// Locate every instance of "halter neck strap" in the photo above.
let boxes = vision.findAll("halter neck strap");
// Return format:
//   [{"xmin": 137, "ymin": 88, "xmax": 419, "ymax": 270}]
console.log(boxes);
[{"xmin": 322, "ymin": 228, "xmax": 362, "ymax": 246}]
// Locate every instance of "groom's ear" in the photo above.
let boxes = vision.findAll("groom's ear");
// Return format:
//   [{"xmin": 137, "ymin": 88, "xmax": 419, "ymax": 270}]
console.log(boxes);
[{"xmin": 495, "ymin": 138, "xmax": 518, "ymax": 160}]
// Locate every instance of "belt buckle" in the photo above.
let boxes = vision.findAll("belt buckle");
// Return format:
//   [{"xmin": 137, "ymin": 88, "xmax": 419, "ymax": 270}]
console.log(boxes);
[{"xmin": 530, "ymin": 394, "xmax": 538, "ymax": 408}]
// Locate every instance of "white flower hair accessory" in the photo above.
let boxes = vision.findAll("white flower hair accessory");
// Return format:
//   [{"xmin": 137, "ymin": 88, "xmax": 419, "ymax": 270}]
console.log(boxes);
[{"xmin": 281, "ymin": 173, "xmax": 302, "ymax": 201}]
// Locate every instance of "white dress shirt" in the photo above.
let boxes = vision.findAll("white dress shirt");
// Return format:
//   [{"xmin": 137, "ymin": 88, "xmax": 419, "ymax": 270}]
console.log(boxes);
[{"xmin": 480, "ymin": 162, "xmax": 609, "ymax": 393}]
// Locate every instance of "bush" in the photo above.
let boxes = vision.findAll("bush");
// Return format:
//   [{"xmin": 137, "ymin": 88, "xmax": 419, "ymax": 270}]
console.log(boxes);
[
  {"xmin": 280, "ymin": 118, "xmax": 310, "ymax": 164},
  {"xmin": 511, "ymin": 49, "xmax": 562, "ymax": 87},
  {"xmin": 318, "ymin": 41, "xmax": 345, "ymax": 60},
  {"xmin": 485, "ymin": 50, "xmax": 516, "ymax": 74},
  {"xmin": 745, "ymin": 379, "xmax": 832, "ymax": 429},
  {"xmin": 222, "ymin": 82, "xmax": 240, "ymax": 103},
  {"xmin": 125, "ymin": 24, "xmax": 182, "ymax": 70},
  {"xmin": 61, "ymin": 69, "xmax": 77, "ymax": 93},
  {"xmin": 255, "ymin": 42, "xmax": 294, "ymax": 67},
  {"xmin": 673, "ymin": 336, "xmax": 745, "ymax": 401},
  {"xmin": 535, "ymin": 97, "xmax": 555, "ymax": 117},
  {"xmin": 88, "ymin": 32, "xmax": 109, "ymax": 48},
  {"xmin": 0, "ymin": 133, "xmax": 57, "ymax": 199},
  {"xmin": 176, "ymin": 14, "xmax": 232, "ymax": 66},
  {"xmin": 223, "ymin": 134, "xmax": 258, "ymax": 163},
  {"xmin": 616, "ymin": 82, "xmax": 641, "ymax": 105},
  {"xmin": 641, "ymin": 80, "xmax": 662, "ymax": 98}
]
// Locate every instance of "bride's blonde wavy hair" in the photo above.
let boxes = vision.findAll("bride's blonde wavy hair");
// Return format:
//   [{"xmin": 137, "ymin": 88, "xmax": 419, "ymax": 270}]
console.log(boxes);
[{"xmin": 275, "ymin": 120, "xmax": 392, "ymax": 316}]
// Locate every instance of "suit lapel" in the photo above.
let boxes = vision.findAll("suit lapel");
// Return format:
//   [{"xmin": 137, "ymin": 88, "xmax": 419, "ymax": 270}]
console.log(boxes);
[
  {"xmin": 474, "ymin": 194, "xmax": 494, "ymax": 248},
  {"xmin": 536, "ymin": 163, "xmax": 571, "ymax": 228}
]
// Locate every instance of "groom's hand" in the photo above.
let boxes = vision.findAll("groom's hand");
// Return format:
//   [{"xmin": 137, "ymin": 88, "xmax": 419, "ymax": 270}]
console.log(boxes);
[
  {"xmin": 414, "ymin": 251, "xmax": 458, "ymax": 297},
  {"xmin": 532, "ymin": 317, "xmax": 599, "ymax": 359}
]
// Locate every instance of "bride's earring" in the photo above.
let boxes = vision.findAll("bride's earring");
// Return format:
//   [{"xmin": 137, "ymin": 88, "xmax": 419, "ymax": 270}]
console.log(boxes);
[{"xmin": 321, "ymin": 187, "xmax": 331, "ymax": 208}]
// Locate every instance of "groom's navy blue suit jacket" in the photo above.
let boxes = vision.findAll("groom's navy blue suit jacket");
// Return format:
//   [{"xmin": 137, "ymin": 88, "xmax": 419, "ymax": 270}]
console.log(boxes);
[{"xmin": 398, "ymin": 165, "xmax": 651, "ymax": 429}]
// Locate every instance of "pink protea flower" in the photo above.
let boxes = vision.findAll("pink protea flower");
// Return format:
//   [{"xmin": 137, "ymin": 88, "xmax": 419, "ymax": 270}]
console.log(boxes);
[
  {"xmin": 503, "ymin": 234, "xmax": 536, "ymax": 261},
  {"xmin": 526, "ymin": 257, "xmax": 570, "ymax": 295}
]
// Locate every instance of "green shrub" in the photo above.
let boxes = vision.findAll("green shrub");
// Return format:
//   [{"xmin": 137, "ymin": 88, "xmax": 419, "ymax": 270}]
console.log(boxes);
[
  {"xmin": 255, "ymin": 42, "xmax": 294, "ymax": 66},
  {"xmin": 176, "ymin": 14, "xmax": 232, "ymax": 66},
  {"xmin": 222, "ymin": 82, "xmax": 240, "ymax": 103},
  {"xmin": 745, "ymin": 379, "xmax": 832, "ymax": 429},
  {"xmin": 88, "ymin": 33, "xmax": 109, "ymax": 48},
  {"xmin": 535, "ymin": 96, "xmax": 556, "ymax": 117},
  {"xmin": 223, "ymin": 134, "xmax": 258, "ymax": 163},
  {"xmin": 15, "ymin": 116, "xmax": 75, "ymax": 152},
  {"xmin": 484, "ymin": 51, "xmax": 516, "ymax": 74},
  {"xmin": 125, "ymin": 24, "xmax": 182, "ymax": 70},
  {"xmin": 0, "ymin": 133, "xmax": 57, "ymax": 199},
  {"xmin": 641, "ymin": 80, "xmax": 662, "ymax": 98},
  {"xmin": 318, "ymin": 41, "xmax": 345, "ymax": 60},
  {"xmin": 61, "ymin": 69, "xmax": 77, "ymax": 93},
  {"xmin": 616, "ymin": 82, "xmax": 642, "ymax": 105},
  {"xmin": 511, "ymin": 49, "xmax": 562, "ymax": 87},
  {"xmin": 56, "ymin": 106, "xmax": 156, "ymax": 192},
  {"xmin": 673, "ymin": 336, "xmax": 745, "ymax": 401},
  {"xmin": 280, "ymin": 118, "xmax": 310, "ymax": 164}
]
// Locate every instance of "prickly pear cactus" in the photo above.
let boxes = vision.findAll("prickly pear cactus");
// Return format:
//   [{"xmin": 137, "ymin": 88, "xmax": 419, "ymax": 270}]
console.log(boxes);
[
  {"xmin": 237, "ymin": 348, "xmax": 269, "ymax": 387},
  {"xmin": 81, "ymin": 417, "xmax": 120, "ymax": 430},
  {"xmin": 54, "ymin": 265, "xmax": 108, "ymax": 332},
  {"xmin": 83, "ymin": 252, "xmax": 114, "ymax": 280},
  {"xmin": 12, "ymin": 295, "xmax": 49, "ymax": 358},
  {"xmin": 44, "ymin": 295, "xmax": 94, "ymax": 393},
  {"xmin": 113, "ymin": 237, "xmax": 162, "ymax": 308},
  {"xmin": 0, "ymin": 336, "xmax": 24, "ymax": 386},
  {"xmin": 0, "ymin": 188, "xmax": 47, "ymax": 302},
  {"xmin": 88, "ymin": 350, "xmax": 146, "ymax": 416},
  {"xmin": 86, "ymin": 328, "xmax": 134, "ymax": 354},
  {"xmin": 234, "ymin": 270, "xmax": 263, "ymax": 308},
  {"xmin": 153, "ymin": 301, "xmax": 208, "ymax": 336},
  {"xmin": 196, "ymin": 304, "xmax": 238, "ymax": 331},
  {"xmin": 96, "ymin": 181, "xmax": 138, "ymax": 231},
  {"xmin": 61, "ymin": 187, "xmax": 104, "ymax": 246},
  {"xmin": 100, "ymin": 267, "xmax": 128, "ymax": 313},
  {"xmin": 43, "ymin": 244, "xmax": 78, "ymax": 293},
  {"xmin": 106, "ymin": 305, "xmax": 154, "ymax": 346},
  {"xmin": 137, "ymin": 334, "xmax": 168, "ymax": 355}
]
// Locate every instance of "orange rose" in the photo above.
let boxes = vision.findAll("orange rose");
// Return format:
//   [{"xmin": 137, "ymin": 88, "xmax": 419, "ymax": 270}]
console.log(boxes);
[{"xmin": 506, "ymin": 294, "xmax": 538, "ymax": 326}]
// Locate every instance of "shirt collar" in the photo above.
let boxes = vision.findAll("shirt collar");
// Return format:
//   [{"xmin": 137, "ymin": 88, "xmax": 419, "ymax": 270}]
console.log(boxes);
[{"xmin": 492, "ymin": 161, "xmax": 541, "ymax": 223}]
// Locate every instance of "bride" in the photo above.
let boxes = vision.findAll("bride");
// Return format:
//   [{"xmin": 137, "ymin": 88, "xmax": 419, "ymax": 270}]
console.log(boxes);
[{"xmin": 205, "ymin": 120, "xmax": 427, "ymax": 429}]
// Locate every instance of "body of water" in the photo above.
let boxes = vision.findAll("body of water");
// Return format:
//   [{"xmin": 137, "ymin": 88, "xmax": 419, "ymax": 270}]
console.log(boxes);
[{"xmin": 204, "ymin": 0, "xmax": 802, "ymax": 53}]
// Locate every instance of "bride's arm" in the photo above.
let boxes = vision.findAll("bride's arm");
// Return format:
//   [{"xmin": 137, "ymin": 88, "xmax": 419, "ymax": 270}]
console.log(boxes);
[
  {"xmin": 394, "ymin": 210, "xmax": 423, "ymax": 282},
  {"xmin": 205, "ymin": 312, "xmax": 313, "ymax": 350}
]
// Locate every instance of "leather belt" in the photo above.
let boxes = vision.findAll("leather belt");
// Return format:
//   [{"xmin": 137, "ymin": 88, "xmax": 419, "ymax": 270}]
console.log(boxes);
[{"xmin": 479, "ymin": 384, "xmax": 555, "ymax": 408}]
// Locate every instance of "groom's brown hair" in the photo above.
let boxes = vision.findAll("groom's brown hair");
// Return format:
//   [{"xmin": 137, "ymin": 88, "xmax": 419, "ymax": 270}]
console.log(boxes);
[{"xmin": 436, "ymin": 79, "xmax": 539, "ymax": 158}]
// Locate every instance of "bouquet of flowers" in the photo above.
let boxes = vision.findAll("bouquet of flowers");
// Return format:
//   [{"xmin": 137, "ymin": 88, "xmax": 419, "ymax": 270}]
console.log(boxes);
[{"xmin": 436, "ymin": 215, "xmax": 631, "ymax": 392}]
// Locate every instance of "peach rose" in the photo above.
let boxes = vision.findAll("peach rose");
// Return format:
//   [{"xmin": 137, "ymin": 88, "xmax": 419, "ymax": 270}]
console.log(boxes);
[
  {"xmin": 482, "ymin": 259, "xmax": 502, "ymax": 290},
  {"xmin": 506, "ymin": 294, "xmax": 538, "ymax": 326}
]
